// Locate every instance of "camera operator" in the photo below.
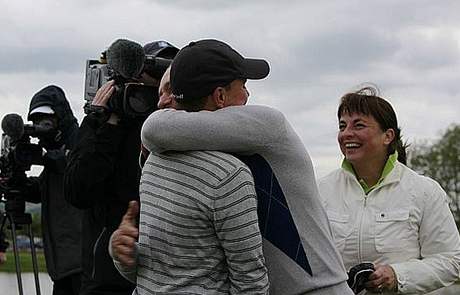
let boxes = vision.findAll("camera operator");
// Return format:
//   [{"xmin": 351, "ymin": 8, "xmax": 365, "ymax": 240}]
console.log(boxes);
[
  {"xmin": 64, "ymin": 40, "xmax": 178, "ymax": 295},
  {"xmin": 22, "ymin": 85, "xmax": 82, "ymax": 295}
]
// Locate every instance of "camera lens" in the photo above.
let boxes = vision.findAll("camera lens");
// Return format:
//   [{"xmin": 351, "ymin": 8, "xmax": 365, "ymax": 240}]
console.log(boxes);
[{"xmin": 125, "ymin": 84, "xmax": 158, "ymax": 115}]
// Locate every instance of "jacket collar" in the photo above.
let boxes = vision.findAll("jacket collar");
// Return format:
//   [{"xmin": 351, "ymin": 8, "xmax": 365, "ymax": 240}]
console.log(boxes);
[{"xmin": 341, "ymin": 152, "xmax": 400, "ymax": 194}]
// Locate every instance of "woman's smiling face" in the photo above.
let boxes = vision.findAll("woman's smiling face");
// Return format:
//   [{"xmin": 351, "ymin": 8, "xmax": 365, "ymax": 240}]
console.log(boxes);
[{"xmin": 338, "ymin": 112, "xmax": 392, "ymax": 166}]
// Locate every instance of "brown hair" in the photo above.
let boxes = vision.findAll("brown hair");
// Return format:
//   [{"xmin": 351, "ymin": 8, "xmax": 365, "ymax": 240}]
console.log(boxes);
[
  {"xmin": 175, "ymin": 95, "xmax": 208, "ymax": 112},
  {"xmin": 175, "ymin": 83, "xmax": 233, "ymax": 112},
  {"xmin": 338, "ymin": 86, "xmax": 408, "ymax": 164}
]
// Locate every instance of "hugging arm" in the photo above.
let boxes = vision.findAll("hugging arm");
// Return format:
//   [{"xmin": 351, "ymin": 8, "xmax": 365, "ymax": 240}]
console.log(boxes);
[{"xmin": 141, "ymin": 105, "xmax": 286, "ymax": 154}]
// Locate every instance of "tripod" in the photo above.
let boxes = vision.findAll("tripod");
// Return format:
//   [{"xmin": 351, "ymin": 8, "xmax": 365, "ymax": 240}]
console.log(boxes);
[{"xmin": 0, "ymin": 197, "xmax": 41, "ymax": 295}]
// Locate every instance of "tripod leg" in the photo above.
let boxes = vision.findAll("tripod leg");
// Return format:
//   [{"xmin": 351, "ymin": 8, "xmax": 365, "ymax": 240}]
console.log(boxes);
[
  {"xmin": 27, "ymin": 224, "xmax": 41, "ymax": 295},
  {"xmin": 8, "ymin": 215, "xmax": 24, "ymax": 295}
]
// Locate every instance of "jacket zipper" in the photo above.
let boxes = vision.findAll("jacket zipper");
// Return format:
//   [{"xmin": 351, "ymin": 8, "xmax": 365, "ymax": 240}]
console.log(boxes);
[
  {"xmin": 358, "ymin": 194, "xmax": 368, "ymax": 263},
  {"xmin": 92, "ymin": 227, "xmax": 107, "ymax": 279}
]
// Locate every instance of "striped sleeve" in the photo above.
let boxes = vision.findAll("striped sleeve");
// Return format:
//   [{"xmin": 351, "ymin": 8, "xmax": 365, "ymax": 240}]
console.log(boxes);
[{"xmin": 213, "ymin": 165, "xmax": 269, "ymax": 294}]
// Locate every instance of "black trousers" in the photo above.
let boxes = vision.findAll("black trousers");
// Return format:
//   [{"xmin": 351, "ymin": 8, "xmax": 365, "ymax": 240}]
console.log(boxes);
[
  {"xmin": 78, "ymin": 271, "xmax": 135, "ymax": 295},
  {"xmin": 53, "ymin": 273, "xmax": 82, "ymax": 295}
]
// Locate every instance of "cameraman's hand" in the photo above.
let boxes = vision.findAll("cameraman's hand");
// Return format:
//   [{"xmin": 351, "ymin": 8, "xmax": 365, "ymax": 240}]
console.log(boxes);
[
  {"xmin": 111, "ymin": 201, "xmax": 139, "ymax": 268},
  {"xmin": 93, "ymin": 80, "xmax": 119, "ymax": 125},
  {"xmin": 93, "ymin": 80, "xmax": 114, "ymax": 108},
  {"xmin": 0, "ymin": 176, "xmax": 8, "ymax": 186},
  {"xmin": 365, "ymin": 264, "xmax": 397, "ymax": 293}
]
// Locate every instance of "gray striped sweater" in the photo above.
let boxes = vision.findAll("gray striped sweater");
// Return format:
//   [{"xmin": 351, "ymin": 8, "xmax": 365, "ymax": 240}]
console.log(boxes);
[{"xmin": 134, "ymin": 150, "xmax": 268, "ymax": 294}]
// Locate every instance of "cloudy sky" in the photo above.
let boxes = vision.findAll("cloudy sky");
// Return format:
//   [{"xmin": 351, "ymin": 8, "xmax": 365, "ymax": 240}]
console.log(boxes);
[{"xmin": 1, "ymin": 0, "xmax": 459, "ymax": 177}]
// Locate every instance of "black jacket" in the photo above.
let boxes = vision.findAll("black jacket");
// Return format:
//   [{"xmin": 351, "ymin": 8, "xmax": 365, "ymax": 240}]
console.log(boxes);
[
  {"xmin": 64, "ymin": 113, "xmax": 142, "ymax": 293},
  {"xmin": 24, "ymin": 85, "xmax": 82, "ymax": 280}
]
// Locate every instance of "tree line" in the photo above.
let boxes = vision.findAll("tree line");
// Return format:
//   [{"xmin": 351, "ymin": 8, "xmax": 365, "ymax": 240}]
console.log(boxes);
[{"xmin": 410, "ymin": 124, "xmax": 460, "ymax": 228}]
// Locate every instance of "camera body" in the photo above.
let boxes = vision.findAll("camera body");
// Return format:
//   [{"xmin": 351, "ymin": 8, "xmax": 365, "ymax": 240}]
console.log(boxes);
[
  {"xmin": 83, "ymin": 52, "xmax": 172, "ymax": 117},
  {"xmin": 0, "ymin": 115, "xmax": 61, "ymax": 205}
]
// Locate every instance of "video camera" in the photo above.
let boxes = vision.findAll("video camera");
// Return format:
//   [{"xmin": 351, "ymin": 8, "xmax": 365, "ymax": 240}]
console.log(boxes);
[
  {"xmin": 0, "ymin": 113, "xmax": 51, "ymax": 201},
  {"xmin": 84, "ymin": 39, "xmax": 178, "ymax": 117}
]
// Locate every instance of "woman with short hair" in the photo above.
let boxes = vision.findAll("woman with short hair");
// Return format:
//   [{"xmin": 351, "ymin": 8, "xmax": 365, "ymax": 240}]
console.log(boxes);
[{"xmin": 318, "ymin": 86, "xmax": 460, "ymax": 294}]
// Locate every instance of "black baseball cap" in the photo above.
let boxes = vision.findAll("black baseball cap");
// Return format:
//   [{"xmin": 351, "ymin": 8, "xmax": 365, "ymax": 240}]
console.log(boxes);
[{"xmin": 171, "ymin": 39, "xmax": 269, "ymax": 100}]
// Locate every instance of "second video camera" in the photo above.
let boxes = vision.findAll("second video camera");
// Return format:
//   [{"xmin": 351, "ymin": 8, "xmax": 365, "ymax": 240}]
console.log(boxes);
[
  {"xmin": 0, "ymin": 113, "xmax": 53, "ymax": 208},
  {"xmin": 0, "ymin": 113, "xmax": 54, "ymax": 177}
]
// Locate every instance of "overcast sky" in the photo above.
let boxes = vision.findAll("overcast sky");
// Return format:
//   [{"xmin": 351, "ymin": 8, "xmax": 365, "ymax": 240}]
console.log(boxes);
[{"xmin": 1, "ymin": 0, "xmax": 459, "ymax": 178}]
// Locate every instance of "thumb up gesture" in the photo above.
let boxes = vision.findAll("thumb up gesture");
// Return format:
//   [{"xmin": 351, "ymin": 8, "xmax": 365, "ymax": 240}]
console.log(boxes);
[{"xmin": 110, "ymin": 201, "xmax": 139, "ymax": 268}]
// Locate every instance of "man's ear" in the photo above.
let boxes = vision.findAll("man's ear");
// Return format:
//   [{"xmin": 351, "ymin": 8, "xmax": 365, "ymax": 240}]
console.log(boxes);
[{"xmin": 211, "ymin": 87, "xmax": 226, "ymax": 109}]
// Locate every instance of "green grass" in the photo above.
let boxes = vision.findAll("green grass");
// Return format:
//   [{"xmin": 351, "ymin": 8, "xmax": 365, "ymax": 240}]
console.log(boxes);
[{"xmin": 0, "ymin": 251, "xmax": 47, "ymax": 273}]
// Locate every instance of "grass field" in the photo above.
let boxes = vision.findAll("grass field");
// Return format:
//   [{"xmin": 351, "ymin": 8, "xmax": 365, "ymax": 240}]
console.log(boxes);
[{"xmin": 0, "ymin": 251, "xmax": 47, "ymax": 273}]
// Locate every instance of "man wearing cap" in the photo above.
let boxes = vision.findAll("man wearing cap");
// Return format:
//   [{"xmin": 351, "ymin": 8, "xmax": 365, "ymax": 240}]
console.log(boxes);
[
  {"xmin": 110, "ymin": 41, "xmax": 270, "ymax": 294},
  {"xmin": 64, "ymin": 40, "xmax": 178, "ymax": 295},
  {"xmin": 138, "ymin": 39, "xmax": 354, "ymax": 294},
  {"xmin": 24, "ymin": 85, "xmax": 82, "ymax": 295}
]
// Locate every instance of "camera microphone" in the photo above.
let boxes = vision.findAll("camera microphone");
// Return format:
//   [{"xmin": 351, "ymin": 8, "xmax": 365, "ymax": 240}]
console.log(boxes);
[
  {"xmin": 106, "ymin": 39, "xmax": 145, "ymax": 79},
  {"xmin": 1, "ymin": 113, "xmax": 25, "ymax": 141}
]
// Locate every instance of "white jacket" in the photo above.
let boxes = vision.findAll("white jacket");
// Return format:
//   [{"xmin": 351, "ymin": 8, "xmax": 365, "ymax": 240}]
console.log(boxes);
[{"xmin": 318, "ymin": 162, "xmax": 460, "ymax": 294}]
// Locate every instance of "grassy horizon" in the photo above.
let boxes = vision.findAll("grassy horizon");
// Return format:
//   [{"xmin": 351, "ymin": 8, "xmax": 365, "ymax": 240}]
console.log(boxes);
[{"xmin": 0, "ymin": 251, "xmax": 47, "ymax": 273}]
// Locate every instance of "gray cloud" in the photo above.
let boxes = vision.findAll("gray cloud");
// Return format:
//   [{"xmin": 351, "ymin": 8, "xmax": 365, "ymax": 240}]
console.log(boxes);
[
  {"xmin": 0, "ymin": 46, "xmax": 92, "ymax": 73},
  {"xmin": 1, "ymin": 0, "xmax": 459, "ymax": 177},
  {"xmin": 394, "ymin": 30, "xmax": 460, "ymax": 70},
  {"xmin": 145, "ymin": 0, "xmax": 305, "ymax": 10}
]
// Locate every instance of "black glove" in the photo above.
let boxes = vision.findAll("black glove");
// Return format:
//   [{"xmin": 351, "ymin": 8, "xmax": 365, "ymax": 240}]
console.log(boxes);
[{"xmin": 347, "ymin": 262, "xmax": 375, "ymax": 294}]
